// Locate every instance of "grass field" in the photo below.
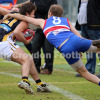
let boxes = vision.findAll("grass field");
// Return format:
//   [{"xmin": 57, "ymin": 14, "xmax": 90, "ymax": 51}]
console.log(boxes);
[{"xmin": 0, "ymin": 45, "xmax": 100, "ymax": 100}]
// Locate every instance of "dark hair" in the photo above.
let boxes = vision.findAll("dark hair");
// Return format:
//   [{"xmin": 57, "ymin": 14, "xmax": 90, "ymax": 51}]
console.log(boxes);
[
  {"xmin": 49, "ymin": 4, "xmax": 63, "ymax": 17},
  {"xmin": 19, "ymin": 2, "xmax": 37, "ymax": 15}
]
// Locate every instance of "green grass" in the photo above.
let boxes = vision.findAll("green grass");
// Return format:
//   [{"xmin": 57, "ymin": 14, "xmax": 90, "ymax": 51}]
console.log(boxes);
[{"xmin": 0, "ymin": 45, "xmax": 100, "ymax": 100}]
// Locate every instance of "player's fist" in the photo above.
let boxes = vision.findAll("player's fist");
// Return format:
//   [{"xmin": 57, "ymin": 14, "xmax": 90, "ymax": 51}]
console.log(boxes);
[
  {"xmin": 16, "ymin": 29, "xmax": 35, "ymax": 42},
  {"xmin": 23, "ymin": 29, "xmax": 35, "ymax": 40}
]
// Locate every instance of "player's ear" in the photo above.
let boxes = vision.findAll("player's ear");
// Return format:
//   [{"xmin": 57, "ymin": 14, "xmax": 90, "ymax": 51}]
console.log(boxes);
[
  {"xmin": 26, "ymin": 12, "xmax": 29, "ymax": 16},
  {"xmin": 50, "ymin": 12, "xmax": 53, "ymax": 17},
  {"xmin": 48, "ymin": 11, "xmax": 52, "ymax": 18}
]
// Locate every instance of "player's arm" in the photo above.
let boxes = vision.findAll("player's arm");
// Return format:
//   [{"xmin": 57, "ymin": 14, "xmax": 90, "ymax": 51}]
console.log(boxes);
[
  {"xmin": 0, "ymin": 7, "xmax": 10, "ymax": 16},
  {"xmin": 69, "ymin": 22, "xmax": 82, "ymax": 38},
  {"xmin": 14, "ymin": 21, "xmax": 33, "ymax": 45},
  {"xmin": 3, "ymin": 13, "xmax": 45, "ymax": 29}
]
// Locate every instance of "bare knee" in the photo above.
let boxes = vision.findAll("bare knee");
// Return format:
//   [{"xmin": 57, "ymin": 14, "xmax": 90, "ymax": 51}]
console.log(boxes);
[
  {"xmin": 79, "ymin": 70, "xmax": 89, "ymax": 77},
  {"xmin": 18, "ymin": 54, "xmax": 33, "ymax": 65},
  {"xmin": 11, "ymin": 47, "xmax": 33, "ymax": 65},
  {"xmin": 87, "ymin": 45, "xmax": 97, "ymax": 53},
  {"xmin": 23, "ymin": 55, "xmax": 33, "ymax": 64},
  {"xmin": 77, "ymin": 66, "xmax": 89, "ymax": 77}
]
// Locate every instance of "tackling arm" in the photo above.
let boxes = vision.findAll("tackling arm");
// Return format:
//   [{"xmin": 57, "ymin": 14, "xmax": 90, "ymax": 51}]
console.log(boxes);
[
  {"xmin": 0, "ymin": 7, "xmax": 9, "ymax": 16},
  {"xmin": 3, "ymin": 13, "xmax": 45, "ymax": 29}
]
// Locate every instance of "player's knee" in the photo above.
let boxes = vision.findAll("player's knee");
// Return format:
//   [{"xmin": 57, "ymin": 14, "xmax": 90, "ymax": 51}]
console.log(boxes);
[
  {"xmin": 87, "ymin": 45, "xmax": 97, "ymax": 52},
  {"xmin": 78, "ymin": 69, "xmax": 89, "ymax": 77},
  {"xmin": 21, "ymin": 54, "xmax": 33, "ymax": 65},
  {"xmin": 27, "ymin": 56, "xmax": 33, "ymax": 64}
]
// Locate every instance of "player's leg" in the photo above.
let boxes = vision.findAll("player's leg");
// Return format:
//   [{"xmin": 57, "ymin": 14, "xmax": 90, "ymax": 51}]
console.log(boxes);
[
  {"xmin": 71, "ymin": 59, "xmax": 100, "ymax": 85},
  {"xmin": 77, "ymin": 66, "xmax": 100, "ymax": 85},
  {"xmin": 78, "ymin": 27, "xmax": 97, "ymax": 76},
  {"xmin": 29, "ymin": 59, "xmax": 41, "ymax": 81},
  {"xmin": 11, "ymin": 47, "xmax": 51, "ymax": 93},
  {"xmin": 11, "ymin": 47, "xmax": 39, "ymax": 79},
  {"xmin": 87, "ymin": 45, "xmax": 100, "ymax": 53},
  {"xmin": 29, "ymin": 59, "xmax": 51, "ymax": 93},
  {"xmin": 0, "ymin": 41, "xmax": 34, "ymax": 94},
  {"xmin": 11, "ymin": 47, "xmax": 36, "ymax": 94}
]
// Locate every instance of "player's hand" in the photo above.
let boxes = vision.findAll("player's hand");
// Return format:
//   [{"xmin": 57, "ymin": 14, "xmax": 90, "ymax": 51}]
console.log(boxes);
[
  {"xmin": 10, "ymin": 7, "xmax": 19, "ymax": 12},
  {"xmin": 25, "ymin": 36, "xmax": 33, "ymax": 45},
  {"xmin": 11, "ymin": 5, "xmax": 18, "ymax": 9},
  {"xmin": 3, "ymin": 14, "xmax": 11, "ymax": 20}
]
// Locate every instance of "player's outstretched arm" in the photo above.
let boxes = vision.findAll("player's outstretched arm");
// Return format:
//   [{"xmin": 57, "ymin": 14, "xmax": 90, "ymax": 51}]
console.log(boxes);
[
  {"xmin": 3, "ymin": 14, "xmax": 45, "ymax": 29},
  {"xmin": 0, "ymin": 7, "xmax": 9, "ymax": 15}
]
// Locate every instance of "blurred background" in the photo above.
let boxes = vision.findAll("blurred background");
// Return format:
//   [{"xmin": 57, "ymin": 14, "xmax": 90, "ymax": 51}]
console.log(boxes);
[{"xmin": 17, "ymin": 0, "xmax": 79, "ymax": 25}]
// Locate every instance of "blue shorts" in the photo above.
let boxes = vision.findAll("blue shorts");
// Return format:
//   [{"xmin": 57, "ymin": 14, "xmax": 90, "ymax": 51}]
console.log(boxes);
[{"xmin": 59, "ymin": 35, "xmax": 92, "ymax": 65}]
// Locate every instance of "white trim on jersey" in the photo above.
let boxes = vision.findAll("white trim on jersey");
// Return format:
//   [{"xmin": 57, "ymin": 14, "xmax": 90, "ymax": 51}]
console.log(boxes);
[{"xmin": 43, "ymin": 25, "xmax": 70, "ymax": 33}]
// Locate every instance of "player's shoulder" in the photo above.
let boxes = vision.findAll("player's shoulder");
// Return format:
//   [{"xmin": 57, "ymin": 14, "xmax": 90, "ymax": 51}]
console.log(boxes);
[
  {"xmin": 20, "ymin": 20, "xmax": 28, "ymax": 26},
  {"xmin": 18, "ymin": 21, "xmax": 28, "ymax": 29}
]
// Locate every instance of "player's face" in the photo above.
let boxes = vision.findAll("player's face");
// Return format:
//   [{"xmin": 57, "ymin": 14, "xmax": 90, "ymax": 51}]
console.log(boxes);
[
  {"xmin": 48, "ymin": 10, "xmax": 52, "ymax": 18},
  {"xmin": 48, "ymin": 10, "xmax": 50, "ymax": 18},
  {"xmin": 27, "ymin": 10, "xmax": 35, "ymax": 18}
]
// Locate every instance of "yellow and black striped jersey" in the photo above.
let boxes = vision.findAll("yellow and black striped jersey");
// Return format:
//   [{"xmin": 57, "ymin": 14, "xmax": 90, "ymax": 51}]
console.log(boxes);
[{"xmin": 0, "ymin": 12, "xmax": 21, "ymax": 42}]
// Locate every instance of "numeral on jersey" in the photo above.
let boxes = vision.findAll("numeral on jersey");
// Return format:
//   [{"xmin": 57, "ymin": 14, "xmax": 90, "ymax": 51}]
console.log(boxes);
[
  {"xmin": 3, "ymin": 19, "xmax": 17, "ymax": 27},
  {"xmin": 52, "ymin": 16, "xmax": 61, "ymax": 24}
]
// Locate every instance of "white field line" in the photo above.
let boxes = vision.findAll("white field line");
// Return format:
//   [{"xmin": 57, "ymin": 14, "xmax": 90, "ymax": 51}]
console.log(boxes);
[
  {"xmin": 0, "ymin": 72, "xmax": 85, "ymax": 100},
  {"xmin": 0, "ymin": 61, "xmax": 20, "ymax": 66},
  {"xmin": 0, "ymin": 61, "xmax": 76, "ymax": 74},
  {"xmin": 54, "ymin": 68, "xmax": 76, "ymax": 74}
]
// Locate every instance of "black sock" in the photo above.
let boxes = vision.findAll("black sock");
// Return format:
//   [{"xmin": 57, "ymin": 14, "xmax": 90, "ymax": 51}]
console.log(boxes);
[
  {"xmin": 98, "ymin": 82, "xmax": 100, "ymax": 86},
  {"xmin": 22, "ymin": 76, "xmax": 30, "ymax": 86},
  {"xmin": 35, "ymin": 79, "xmax": 43, "ymax": 85},
  {"xmin": 22, "ymin": 76, "xmax": 28, "ymax": 80}
]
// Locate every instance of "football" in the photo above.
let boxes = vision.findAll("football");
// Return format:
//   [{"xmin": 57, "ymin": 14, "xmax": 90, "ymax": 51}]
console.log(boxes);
[{"xmin": 16, "ymin": 29, "xmax": 35, "ymax": 41}]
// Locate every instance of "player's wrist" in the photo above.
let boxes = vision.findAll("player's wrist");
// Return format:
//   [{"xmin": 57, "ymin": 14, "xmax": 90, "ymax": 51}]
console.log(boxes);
[
  {"xmin": 18, "ymin": 4, "xmax": 22, "ymax": 8},
  {"xmin": 14, "ymin": 4, "xmax": 21, "ymax": 8}
]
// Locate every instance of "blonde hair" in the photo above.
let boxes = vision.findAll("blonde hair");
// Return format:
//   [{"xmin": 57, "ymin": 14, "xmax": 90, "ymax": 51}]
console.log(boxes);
[{"xmin": 49, "ymin": 4, "xmax": 63, "ymax": 17}]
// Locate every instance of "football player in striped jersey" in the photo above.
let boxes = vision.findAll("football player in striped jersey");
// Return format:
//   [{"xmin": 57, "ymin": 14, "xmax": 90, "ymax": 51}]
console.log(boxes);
[{"xmin": 0, "ymin": 2, "xmax": 50, "ymax": 94}]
